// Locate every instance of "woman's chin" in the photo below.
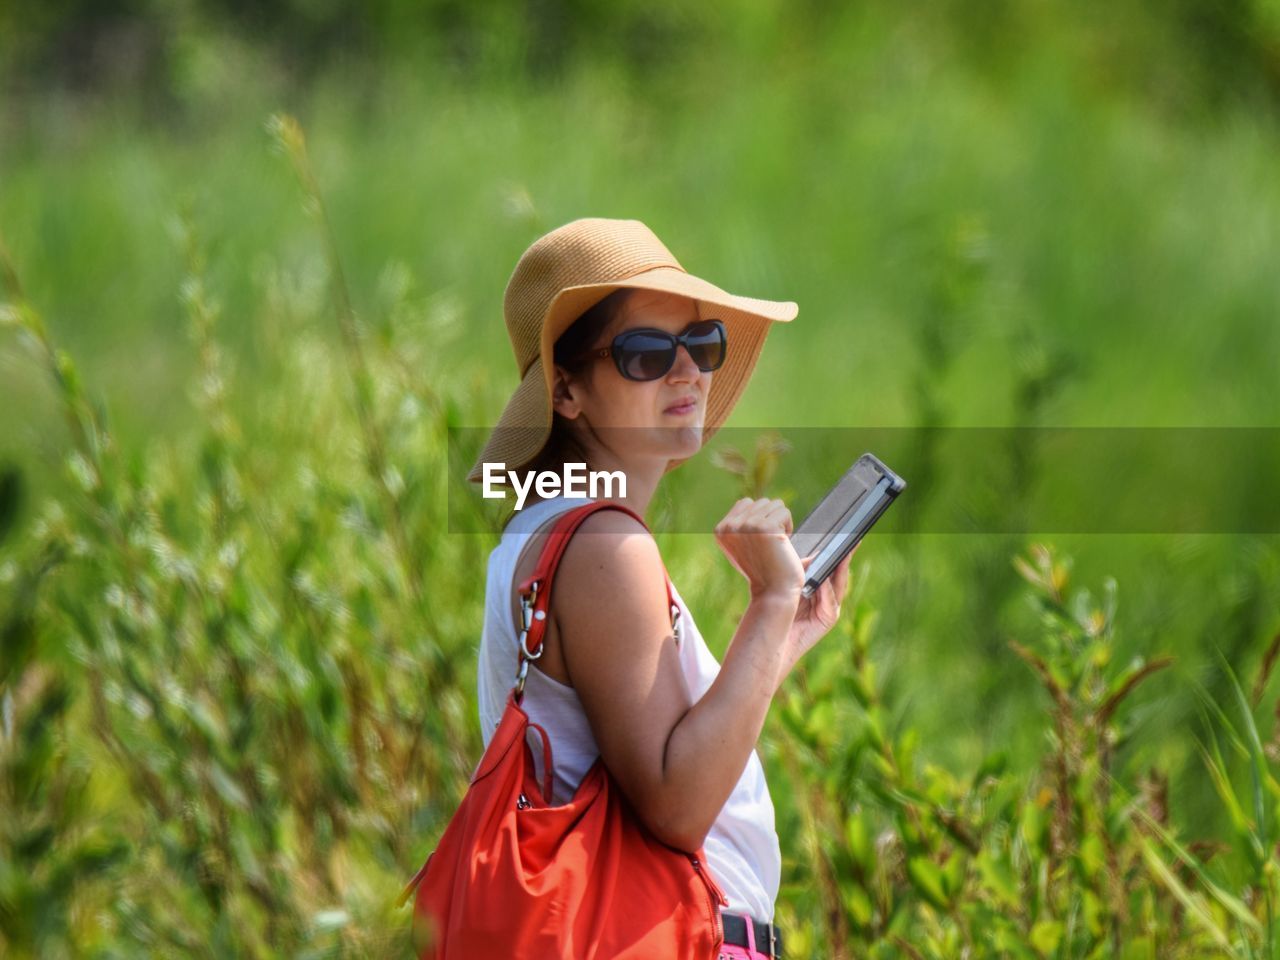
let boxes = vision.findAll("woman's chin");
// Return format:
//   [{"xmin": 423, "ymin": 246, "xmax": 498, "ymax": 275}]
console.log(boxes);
[{"xmin": 655, "ymin": 424, "xmax": 703, "ymax": 458}]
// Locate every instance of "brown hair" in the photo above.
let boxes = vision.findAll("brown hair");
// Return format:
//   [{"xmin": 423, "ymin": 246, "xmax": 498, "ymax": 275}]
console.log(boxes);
[{"xmin": 498, "ymin": 288, "xmax": 634, "ymax": 531}]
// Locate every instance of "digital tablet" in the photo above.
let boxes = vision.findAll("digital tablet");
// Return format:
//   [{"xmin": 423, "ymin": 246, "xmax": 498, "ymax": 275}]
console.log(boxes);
[{"xmin": 789, "ymin": 452, "xmax": 906, "ymax": 598}]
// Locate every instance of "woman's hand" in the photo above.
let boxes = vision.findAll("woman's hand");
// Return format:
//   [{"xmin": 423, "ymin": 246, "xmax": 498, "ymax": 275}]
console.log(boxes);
[
  {"xmin": 781, "ymin": 544, "xmax": 859, "ymax": 670},
  {"xmin": 714, "ymin": 498, "xmax": 805, "ymax": 601}
]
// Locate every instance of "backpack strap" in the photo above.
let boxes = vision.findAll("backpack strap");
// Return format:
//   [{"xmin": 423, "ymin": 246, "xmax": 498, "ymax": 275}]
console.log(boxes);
[{"xmin": 513, "ymin": 501, "xmax": 680, "ymax": 700}]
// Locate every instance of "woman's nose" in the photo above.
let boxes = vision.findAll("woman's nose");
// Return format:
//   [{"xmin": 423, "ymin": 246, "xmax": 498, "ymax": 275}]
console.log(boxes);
[{"xmin": 668, "ymin": 344, "xmax": 701, "ymax": 379}]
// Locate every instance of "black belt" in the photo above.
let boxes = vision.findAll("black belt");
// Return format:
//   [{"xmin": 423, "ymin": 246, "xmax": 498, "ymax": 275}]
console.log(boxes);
[{"xmin": 721, "ymin": 910, "xmax": 784, "ymax": 958}]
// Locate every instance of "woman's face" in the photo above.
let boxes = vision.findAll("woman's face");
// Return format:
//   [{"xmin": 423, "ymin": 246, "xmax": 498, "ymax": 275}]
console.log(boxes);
[{"xmin": 556, "ymin": 289, "xmax": 713, "ymax": 469}]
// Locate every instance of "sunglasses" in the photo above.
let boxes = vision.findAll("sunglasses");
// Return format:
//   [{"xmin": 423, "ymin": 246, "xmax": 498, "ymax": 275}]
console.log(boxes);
[{"xmin": 575, "ymin": 319, "xmax": 728, "ymax": 382}]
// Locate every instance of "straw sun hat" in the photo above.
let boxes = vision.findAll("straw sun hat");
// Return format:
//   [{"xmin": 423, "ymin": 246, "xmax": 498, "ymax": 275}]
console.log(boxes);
[{"xmin": 466, "ymin": 217, "xmax": 798, "ymax": 484}]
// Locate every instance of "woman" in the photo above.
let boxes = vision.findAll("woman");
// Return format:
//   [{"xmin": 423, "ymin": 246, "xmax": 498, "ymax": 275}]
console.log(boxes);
[{"xmin": 468, "ymin": 218, "xmax": 854, "ymax": 959}]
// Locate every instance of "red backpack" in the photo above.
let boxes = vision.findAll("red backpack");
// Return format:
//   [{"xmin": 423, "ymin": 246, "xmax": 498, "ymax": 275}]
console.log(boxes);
[{"xmin": 398, "ymin": 500, "xmax": 729, "ymax": 958}]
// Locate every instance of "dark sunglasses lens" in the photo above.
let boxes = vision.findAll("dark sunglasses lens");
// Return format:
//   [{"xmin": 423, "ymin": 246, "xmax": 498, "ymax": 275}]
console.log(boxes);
[
  {"xmin": 684, "ymin": 321, "xmax": 726, "ymax": 371},
  {"xmin": 617, "ymin": 331, "xmax": 676, "ymax": 380},
  {"xmin": 613, "ymin": 321, "xmax": 727, "ymax": 380}
]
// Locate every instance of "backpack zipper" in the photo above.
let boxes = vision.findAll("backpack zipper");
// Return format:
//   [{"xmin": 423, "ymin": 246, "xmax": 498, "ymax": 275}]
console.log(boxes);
[{"xmin": 689, "ymin": 853, "xmax": 729, "ymax": 943}]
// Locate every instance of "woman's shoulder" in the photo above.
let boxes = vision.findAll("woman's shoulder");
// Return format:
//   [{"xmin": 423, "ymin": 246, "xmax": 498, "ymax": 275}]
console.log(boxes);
[
  {"xmin": 512, "ymin": 497, "xmax": 650, "ymax": 539},
  {"xmin": 556, "ymin": 509, "xmax": 667, "ymax": 599},
  {"xmin": 502, "ymin": 497, "xmax": 666, "ymax": 601},
  {"xmin": 568, "ymin": 504, "xmax": 664, "ymax": 568}
]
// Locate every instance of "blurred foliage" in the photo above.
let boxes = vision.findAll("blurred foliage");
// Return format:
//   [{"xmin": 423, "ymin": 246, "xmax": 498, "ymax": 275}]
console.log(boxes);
[
  {"xmin": 4, "ymin": 0, "xmax": 1280, "ymax": 120},
  {"xmin": 1, "ymin": 119, "xmax": 496, "ymax": 956},
  {"xmin": 767, "ymin": 539, "xmax": 1280, "ymax": 958}
]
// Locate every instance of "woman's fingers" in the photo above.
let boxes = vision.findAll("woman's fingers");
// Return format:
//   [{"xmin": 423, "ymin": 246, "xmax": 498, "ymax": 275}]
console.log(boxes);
[
  {"xmin": 754, "ymin": 499, "xmax": 791, "ymax": 534},
  {"xmin": 715, "ymin": 498, "xmax": 803, "ymax": 597},
  {"xmin": 717, "ymin": 498, "xmax": 791, "ymax": 534}
]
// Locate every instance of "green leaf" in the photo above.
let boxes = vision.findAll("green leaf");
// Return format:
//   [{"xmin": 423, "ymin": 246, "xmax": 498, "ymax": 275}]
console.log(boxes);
[
  {"xmin": 844, "ymin": 814, "xmax": 875, "ymax": 874},
  {"xmin": 1020, "ymin": 794, "xmax": 1050, "ymax": 853},
  {"xmin": 1220, "ymin": 652, "xmax": 1273, "ymax": 856},
  {"xmin": 1029, "ymin": 918, "xmax": 1063, "ymax": 956},
  {"xmin": 1129, "ymin": 791, "xmax": 1261, "ymax": 933},
  {"xmin": 976, "ymin": 850, "xmax": 1021, "ymax": 910},
  {"xmin": 1139, "ymin": 838, "xmax": 1231, "ymax": 950},
  {"xmin": 1197, "ymin": 734, "xmax": 1264, "ymax": 868},
  {"xmin": 1077, "ymin": 831, "xmax": 1105, "ymax": 882},
  {"xmin": 907, "ymin": 857, "xmax": 951, "ymax": 911},
  {"xmin": 1081, "ymin": 888, "xmax": 1104, "ymax": 937},
  {"xmin": 1118, "ymin": 935, "xmax": 1156, "ymax": 960},
  {"xmin": 804, "ymin": 699, "xmax": 835, "ymax": 742},
  {"xmin": 972, "ymin": 750, "xmax": 1008, "ymax": 789},
  {"xmin": 940, "ymin": 850, "xmax": 967, "ymax": 898},
  {"xmin": 844, "ymin": 884, "xmax": 875, "ymax": 927}
]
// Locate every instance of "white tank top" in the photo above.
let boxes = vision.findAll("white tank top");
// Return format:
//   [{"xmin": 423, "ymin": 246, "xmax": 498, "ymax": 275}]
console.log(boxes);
[{"xmin": 476, "ymin": 494, "xmax": 782, "ymax": 923}]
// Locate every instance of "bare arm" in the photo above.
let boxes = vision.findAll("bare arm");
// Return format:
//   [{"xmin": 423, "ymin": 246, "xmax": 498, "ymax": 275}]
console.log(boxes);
[{"xmin": 553, "ymin": 505, "xmax": 803, "ymax": 852}]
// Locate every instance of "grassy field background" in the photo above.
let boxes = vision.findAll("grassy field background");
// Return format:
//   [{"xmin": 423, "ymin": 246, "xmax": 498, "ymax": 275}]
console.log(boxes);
[{"xmin": 3, "ymin": 3, "xmax": 1280, "ymax": 956}]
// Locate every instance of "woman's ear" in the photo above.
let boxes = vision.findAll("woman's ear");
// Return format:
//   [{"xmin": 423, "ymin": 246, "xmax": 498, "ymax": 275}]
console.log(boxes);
[{"xmin": 550, "ymin": 364, "xmax": 584, "ymax": 421}]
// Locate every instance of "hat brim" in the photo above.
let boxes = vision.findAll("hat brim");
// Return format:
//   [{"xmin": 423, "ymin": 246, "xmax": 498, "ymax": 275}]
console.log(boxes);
[{"xmin": 467, "ymin": 265, "xmax": 796, "ymax": 485}]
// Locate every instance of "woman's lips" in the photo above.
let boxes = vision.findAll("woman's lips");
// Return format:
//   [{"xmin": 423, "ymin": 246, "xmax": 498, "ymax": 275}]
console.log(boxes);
[{"xmin": 664, "ymin": 400, "xmax": 697, "ymax": 415}]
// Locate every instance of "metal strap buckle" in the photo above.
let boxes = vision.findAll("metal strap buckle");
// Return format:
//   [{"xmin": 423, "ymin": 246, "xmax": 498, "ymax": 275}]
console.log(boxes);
[
  {"xmin": 514, "ymin": 580, "xmax": 542, "ymax": 698},
  {"xmin": 520, "ymin": 580, "xmax": 540, "ymax": 630}
]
